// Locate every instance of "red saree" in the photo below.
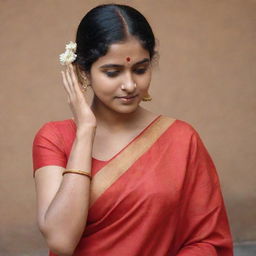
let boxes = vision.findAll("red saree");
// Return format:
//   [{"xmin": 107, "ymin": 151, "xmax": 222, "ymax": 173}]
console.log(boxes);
[{"xmin": 32, "ymin": 115, "xmax": 233, "ymax": 255}]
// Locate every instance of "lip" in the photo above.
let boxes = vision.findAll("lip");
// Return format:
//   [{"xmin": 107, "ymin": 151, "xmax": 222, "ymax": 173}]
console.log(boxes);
[
  {"xmin": 116, "ymin": 94, "xmax": 138, "ymax": 99},
  {"xmin": 116, "ymin": 95, "xmax": 138, "ymax": 103}
]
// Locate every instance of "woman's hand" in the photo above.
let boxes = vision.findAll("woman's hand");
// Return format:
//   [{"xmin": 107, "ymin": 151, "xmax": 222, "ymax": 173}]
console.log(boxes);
[{"xmin": 61, "ymin": 64, "xmax": 97, "ymax": 131}]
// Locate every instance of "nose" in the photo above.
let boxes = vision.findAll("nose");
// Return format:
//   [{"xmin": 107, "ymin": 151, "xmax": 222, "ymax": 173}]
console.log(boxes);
[{"xmin": 121, "ymin": 73, "xmax": 136, "ymax": 93}]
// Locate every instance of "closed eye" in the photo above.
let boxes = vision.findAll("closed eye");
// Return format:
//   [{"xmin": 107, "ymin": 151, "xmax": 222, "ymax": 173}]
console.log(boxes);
[
  {"xmin": 103, "ymin": 66, "xmax": 149, "ymax": 78},
  {"xmin": 134, "ymin": 68, "xmax": 147, "ymax": 75},
  {"xmin": 104, "ymin": 70, "xmax": 120, "ymax": 78}
]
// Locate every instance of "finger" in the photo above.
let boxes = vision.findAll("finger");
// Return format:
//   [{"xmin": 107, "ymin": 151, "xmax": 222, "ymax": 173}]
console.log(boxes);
[
  {"xmin": 70, "ymin": 64, "xmax": 79, "ymax": 84},
  {"xmin": 70, "ymin": 64, "xmax": 83, "ymax": 94},
  {"xmin": 61, "ymin": 71, "xmax": 71, "ymax": 96},
  {"xmin": 65, "ymin": 65, "xmax": 75, "ymax": 94}
]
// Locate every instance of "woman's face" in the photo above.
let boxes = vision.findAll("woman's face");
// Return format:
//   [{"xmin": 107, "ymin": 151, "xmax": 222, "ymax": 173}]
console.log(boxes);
[{"xmin": 88, "ymin": 37, "xmax": 152, "ymax": 114}]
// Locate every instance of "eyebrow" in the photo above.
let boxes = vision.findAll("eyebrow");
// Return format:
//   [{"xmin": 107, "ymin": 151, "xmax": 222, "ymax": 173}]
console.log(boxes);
[{"xmin": 99, "ymin": 58, "xmax": 150, "ymax": 69}]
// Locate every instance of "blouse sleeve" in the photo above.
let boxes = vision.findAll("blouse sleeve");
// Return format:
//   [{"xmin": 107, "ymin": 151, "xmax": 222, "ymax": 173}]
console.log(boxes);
[
  {"xmin": 32, "ymin": 122, "xmax": 67, "ymax": 177},
  {"xmin": 176, "ymin": 130, "xmax": 234, "ymax": 255}
]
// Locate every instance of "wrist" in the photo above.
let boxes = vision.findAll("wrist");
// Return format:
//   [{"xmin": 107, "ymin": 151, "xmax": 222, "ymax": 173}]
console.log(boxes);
[{"xmin": 76, "ymin": 126, "xmax": 96, "ymax": 138}]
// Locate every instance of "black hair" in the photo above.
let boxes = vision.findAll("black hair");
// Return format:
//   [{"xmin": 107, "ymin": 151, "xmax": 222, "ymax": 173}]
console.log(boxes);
[{"xmin": 74, "ymin": 4, "xmax": 156, "ymax": 73}]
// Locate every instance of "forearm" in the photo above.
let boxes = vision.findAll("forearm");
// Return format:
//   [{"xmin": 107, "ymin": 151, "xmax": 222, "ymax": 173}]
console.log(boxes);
[{"xmin": 42, "ymin": 127, "xmax": 95, "ymax": 253}]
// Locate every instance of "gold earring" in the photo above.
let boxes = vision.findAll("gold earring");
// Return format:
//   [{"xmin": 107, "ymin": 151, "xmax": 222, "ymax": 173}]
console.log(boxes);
[
  {"xmin": 142, "ymin": 92, "xmax": 152, "ymax": 101},
  {"xmin": 80, "ymin": 74, "xmax": 90, "ymax": 92},
  {"xmin": 81, "ymin": 82, "xmax": 88, "ymax": 92}
]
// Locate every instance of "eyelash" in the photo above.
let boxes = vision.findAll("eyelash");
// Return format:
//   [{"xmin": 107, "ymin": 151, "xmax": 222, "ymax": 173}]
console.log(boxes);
[{"xmin": 104, "ymin": 68, "xmax": 148, "ymax": 78}]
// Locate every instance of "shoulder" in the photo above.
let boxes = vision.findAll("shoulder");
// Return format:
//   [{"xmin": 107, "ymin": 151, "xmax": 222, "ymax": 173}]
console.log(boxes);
[
  {"xmin": 33, "ymin": 118, "xmax": 75, "ymax": 140},
  {"xmin": 161, "ymin": 116, "xmax": 211, "ymax": 159},
  {"xmin": 161, "ymin": 115, "xmax": 199, "ymax": 138},
  {"xmin": 36, "ymin": 118, "xmax": 75, "ymax": 133},
  {"xmin": 158, "ymin": 115, "xmax": 207, "ymax": 152}
]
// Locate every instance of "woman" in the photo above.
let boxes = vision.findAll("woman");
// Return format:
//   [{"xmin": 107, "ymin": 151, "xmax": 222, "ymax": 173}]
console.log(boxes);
[{"xmin": 32, "ymin": 4, "xmax": 233, "ymax": 256}]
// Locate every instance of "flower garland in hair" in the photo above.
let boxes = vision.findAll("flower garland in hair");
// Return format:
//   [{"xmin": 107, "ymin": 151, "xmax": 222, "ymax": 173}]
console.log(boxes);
[{"xmin": 59, "ymin": 41, "xmax": 77, "ymax": 65}]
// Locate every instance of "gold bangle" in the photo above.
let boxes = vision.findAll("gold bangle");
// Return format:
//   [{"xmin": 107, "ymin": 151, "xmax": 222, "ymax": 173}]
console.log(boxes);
[{"xmin": 62, "ymin": 169, "xmax": 92, "ymax": 180}]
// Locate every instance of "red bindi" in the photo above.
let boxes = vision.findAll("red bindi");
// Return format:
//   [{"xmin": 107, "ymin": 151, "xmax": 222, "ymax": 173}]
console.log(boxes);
[{"xmin": 126, "ymin": 57, "xmax": 131, "ymax": 62}]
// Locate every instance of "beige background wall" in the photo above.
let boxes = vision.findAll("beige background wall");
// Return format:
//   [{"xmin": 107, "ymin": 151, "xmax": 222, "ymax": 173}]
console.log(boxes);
[{"xmin": 1, "ymin": 0, "xmax": 255, "ymax": 254}]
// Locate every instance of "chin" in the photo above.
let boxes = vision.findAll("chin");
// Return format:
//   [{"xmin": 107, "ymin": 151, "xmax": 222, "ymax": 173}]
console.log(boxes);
[
  {"xmin": 111, "ymin": 103, "xmax": 140, "ymax": 114},
  {"xmin": 116, "ymin": 107, "xmax": 138, "ymax": 114}
]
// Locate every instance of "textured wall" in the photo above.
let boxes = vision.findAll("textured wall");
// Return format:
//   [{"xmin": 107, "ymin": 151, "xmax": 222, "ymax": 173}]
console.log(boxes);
[{"xmin": 0, "ymin": 0, "xmax": 255, "ymax": 254}]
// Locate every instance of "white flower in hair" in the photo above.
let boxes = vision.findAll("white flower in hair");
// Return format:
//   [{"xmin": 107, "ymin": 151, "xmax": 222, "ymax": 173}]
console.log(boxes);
[
  {"xmin": 65, "ymin": 41, "xmax": 77, "ymax": 51},
  {"xmin": 59, "ymin": 41, "xmax": 77, "ymax": 65}
]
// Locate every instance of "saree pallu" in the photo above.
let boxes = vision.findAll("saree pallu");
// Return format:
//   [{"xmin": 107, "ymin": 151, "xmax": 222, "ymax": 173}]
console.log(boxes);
[{"xmin": 32, "ymin": 115, "xmax": 233, "ymax": 255}]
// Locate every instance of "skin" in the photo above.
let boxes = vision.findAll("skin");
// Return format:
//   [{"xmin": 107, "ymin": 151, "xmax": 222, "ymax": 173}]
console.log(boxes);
[{"xmin": 82, "ymin": 36, "xmax": 159, "ymax": 160}]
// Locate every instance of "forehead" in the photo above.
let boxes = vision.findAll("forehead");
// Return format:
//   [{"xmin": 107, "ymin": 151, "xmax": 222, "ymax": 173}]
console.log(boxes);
[{"xmin": 95, "ymin": 37, "xmax": 149, "ymax": 66}]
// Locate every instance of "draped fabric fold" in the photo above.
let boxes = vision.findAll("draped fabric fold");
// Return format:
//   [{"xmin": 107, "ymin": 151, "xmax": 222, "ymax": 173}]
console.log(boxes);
[{"xmin": 32, "ymin": 116, "xmax": 233, "ymax": 256}]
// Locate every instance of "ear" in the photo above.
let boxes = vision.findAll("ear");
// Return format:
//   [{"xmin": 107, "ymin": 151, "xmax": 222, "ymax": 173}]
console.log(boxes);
[
  {"xmin": 85, "ymin": 72, "xmax": 91, "ymax": 82},
  {"xmin": 83, "ymin": 72, "xmax": 92, "ymax": 85},
  {"xmin": 74, "ymin": 65, "xmax": 86, "ymax": 84}
]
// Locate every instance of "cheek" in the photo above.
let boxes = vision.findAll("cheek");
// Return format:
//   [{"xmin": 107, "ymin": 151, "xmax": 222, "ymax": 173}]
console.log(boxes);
[
  {"xmin": 137, "ymin": 71, "xmax": 152, "ymax": 91},
  {"xmin": 91, "ymin": 73, "xmax": 117, "ymax": 95}
]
